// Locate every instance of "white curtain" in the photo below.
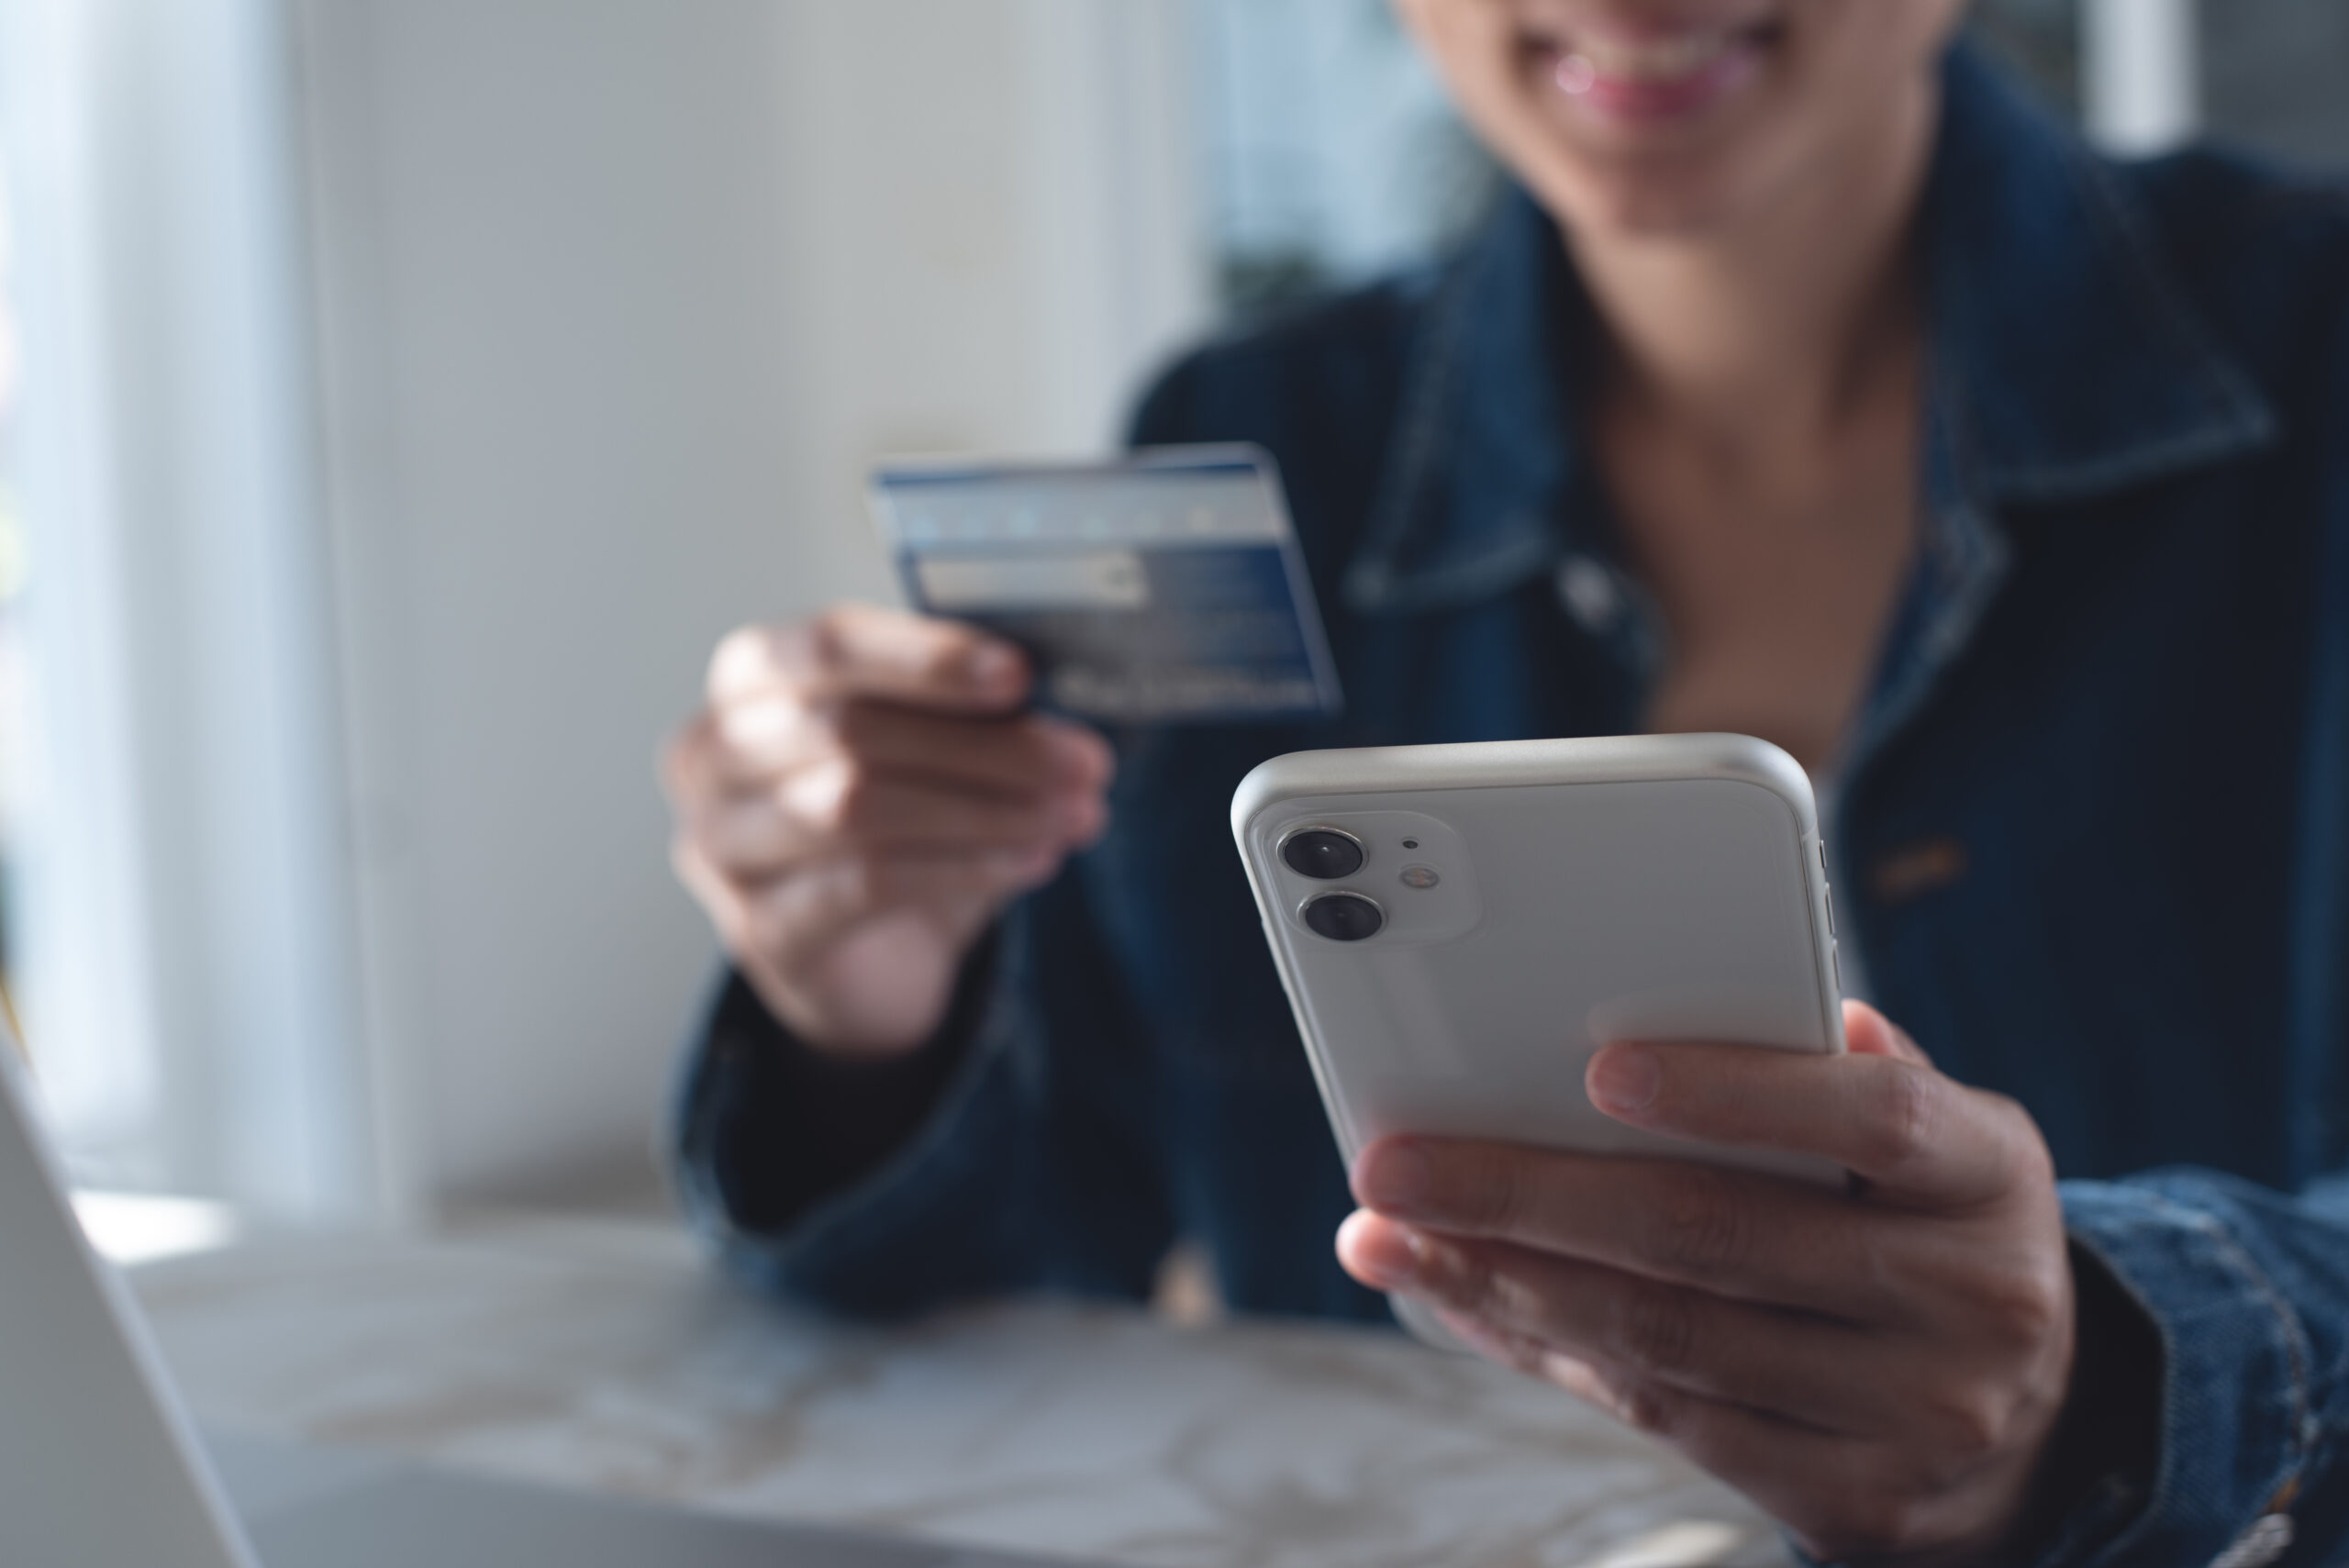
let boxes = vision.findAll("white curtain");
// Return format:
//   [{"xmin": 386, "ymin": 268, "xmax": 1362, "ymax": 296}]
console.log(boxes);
[
  {"xmin": 2083, "ymin": 0, "xmax": 2202, "ymax": 154},
  {"xmin": 0, "ymin": 0, "xmax": 379, "ymax": 1220}
]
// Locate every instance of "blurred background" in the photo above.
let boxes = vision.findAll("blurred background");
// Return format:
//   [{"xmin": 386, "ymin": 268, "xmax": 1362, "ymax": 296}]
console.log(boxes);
[{"xmin": 0, "ymin": 0, "xmax": 2341, "ymax": 1243}]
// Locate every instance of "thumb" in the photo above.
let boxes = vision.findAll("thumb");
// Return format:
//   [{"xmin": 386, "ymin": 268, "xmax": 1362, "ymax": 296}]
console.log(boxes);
[{"xmin": 1842, "ymin": 999, "xmax": 1932, "ymax": 1068}]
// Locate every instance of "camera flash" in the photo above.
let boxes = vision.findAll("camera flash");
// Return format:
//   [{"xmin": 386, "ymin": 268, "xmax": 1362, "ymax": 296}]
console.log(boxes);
[{"xmin": 1399, "ymin": 864, "xmax": 1441, "ymax": 891}]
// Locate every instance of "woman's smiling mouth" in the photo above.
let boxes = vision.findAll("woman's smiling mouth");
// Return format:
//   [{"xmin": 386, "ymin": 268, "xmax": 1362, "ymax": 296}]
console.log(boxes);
[{"xmin": 1525, "ymin": 10, "xmax": 1786, "ymax": 126}]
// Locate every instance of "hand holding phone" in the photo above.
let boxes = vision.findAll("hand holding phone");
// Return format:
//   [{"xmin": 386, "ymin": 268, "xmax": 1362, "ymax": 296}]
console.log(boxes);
[
  {"xmin": 1338, "ymin": 1002, "xmax": 2078, "ymax": 1565},
  {"xmin": 1231, "ymin": 734, "xmax": 2079, "ymax": 1562}
]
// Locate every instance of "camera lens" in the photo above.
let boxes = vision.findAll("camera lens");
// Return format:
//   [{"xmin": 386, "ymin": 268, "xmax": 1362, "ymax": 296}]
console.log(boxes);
[
  {"xmin": 1281, "ymin": 828, "xmax": 1365, "ymax": 881},
  {"xmin": 1301, "ymin": 892, "xmax": 1384, "ymax": 942}
]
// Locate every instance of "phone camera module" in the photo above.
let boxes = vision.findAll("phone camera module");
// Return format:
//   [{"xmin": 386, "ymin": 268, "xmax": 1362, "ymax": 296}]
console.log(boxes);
[
  {"xmin": 1280, "ymin": 828, "xmax": 1365, "ymax": 881},
  {"xmin": 1301, "ymin": 891, "xmax": 1384, "ymax": 942}
]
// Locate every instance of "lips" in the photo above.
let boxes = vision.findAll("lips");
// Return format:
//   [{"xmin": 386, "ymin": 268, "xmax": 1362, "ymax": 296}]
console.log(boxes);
[{"xmin": 1525, "ymin": 10, "xmax": 1782, "ymax": 125}]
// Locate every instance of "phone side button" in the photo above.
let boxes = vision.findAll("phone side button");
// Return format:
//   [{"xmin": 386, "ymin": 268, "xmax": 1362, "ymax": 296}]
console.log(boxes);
[
  {"xmin": 1831, "ymin": 943, "xmax": 1843, "ymax": 995},
  {"xmin": 1825, "ymin": 886, "xmax": 1837, "ymax": 935}
]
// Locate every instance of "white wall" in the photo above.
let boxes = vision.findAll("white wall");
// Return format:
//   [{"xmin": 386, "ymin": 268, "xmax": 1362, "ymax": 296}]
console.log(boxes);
[{"xmin": 293, "ymin": 0, "xmax": 1208, "ymax": 1206}]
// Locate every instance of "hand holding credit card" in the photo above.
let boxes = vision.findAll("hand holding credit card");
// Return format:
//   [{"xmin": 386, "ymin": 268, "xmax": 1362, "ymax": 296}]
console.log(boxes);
[{"xmin": 870, "ymin": 445, "xmax": 1343, "ymax": 725}]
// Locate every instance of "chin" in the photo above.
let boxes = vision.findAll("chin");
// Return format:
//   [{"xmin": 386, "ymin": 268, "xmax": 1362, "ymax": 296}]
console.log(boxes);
[
  {"xmin": 1517, "ymin": 142, "xmax": 1776, "ymax": 244},
  {"xmin": 1560, "ymin": 172, "xmax": 1745, "ymax": 240}
]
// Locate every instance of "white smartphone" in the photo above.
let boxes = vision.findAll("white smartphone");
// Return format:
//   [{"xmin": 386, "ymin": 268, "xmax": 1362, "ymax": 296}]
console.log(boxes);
[{"xmin": 1230, "ymin": 733, "xmax": 1846, "ymax": 1351}]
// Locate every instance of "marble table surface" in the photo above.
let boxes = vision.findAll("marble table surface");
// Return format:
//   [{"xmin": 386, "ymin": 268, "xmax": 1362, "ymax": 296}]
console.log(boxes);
[{"xmin": 130, "ymin": 1215, "xmax": 1785, "ymax": 1568}]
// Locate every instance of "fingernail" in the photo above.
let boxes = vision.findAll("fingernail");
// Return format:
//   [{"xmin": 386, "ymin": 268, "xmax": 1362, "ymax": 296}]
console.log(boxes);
[
  {"xmin": 1356, "ymin": 1142, "xmax": 1432, "ymax": 1214},
  {"xmin": 1338, "ymin": 1213, "xmax": 1424, "ymax": 1289},
  {"xmin": 964, "ymin": 643, "xmax": 1021, "ymax": 692},
  {"xmin": 1587, "ymin": 1046, "xmax": 1662, "ymax": 1115}
]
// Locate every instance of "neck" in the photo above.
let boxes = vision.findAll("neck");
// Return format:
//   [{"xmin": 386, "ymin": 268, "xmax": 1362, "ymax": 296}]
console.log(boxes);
[{"xmin": 1568, "ymin": 79, "xmax": 1940, "ymax": 444}]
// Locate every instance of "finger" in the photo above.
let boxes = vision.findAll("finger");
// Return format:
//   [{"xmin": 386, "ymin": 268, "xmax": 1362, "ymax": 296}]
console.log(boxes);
[
  {"xmin": 661, "ymin": 711, "xmax": 732, "ymax": 806},
  {"xmin": 669, "ymin": 831, "xmax": 746, "ymax": 937},
  {"xmin": 733, "ymin": 846, "xmax": 1063, "ymax": 970},
  {"xmin": 1584, "ymin": 1040, "xmax": 2031, "ymax": 1208},
  {"xmin": 1431, "ymin": 1320, "xmax": 1929, "ymax": 1565},
  {"xmin": 1843, "ymin": 999, "xmax": 1932, "ymax": 1066},
  {"xmin": 673, "ymin": 836, "xmax": 1053, "ymax": 981},
  {"xmin": 819, "ymin": 706, "xmax": 1112, "ymax": 799},
  {"xmin": 692, "ymin": 766, "xmax": 1099, "ymax": 875},
  {"xmin": 1340, "ymin": 1213, "xmax": 1903, "ymax": 1437},
  {"xmin": 709, "ymin": 700, "xmax": 1111, "ymax": 802},
  {"xmin": 1349, "ymin": 1137, "xmax": 1895, "ymax": 1317},
  {"xmin": 708, "ymin": 606, "xmax": 1030, "ymax": 715}
]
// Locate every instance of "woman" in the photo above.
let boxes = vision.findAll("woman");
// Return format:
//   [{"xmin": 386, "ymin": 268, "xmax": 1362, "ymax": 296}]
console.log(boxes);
[{"xmin": 661, "ymin": 4, "xmax": 2349, "ymax": 1562}]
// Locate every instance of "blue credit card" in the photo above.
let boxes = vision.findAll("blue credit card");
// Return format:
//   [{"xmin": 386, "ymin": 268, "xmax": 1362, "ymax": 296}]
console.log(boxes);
[{"xmin": 869, "ymin": 445, "xmax": 1343, "ymax": 724}]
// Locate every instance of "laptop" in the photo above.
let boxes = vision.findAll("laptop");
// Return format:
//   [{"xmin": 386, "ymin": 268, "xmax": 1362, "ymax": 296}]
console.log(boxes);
[{"xmin": 0, "ymin": 1041, "xmax": 1068, "ymax": 1567}]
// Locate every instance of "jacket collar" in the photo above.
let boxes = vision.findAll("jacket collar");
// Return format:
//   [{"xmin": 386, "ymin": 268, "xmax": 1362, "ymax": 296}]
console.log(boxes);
[
  {"xmin": 1341, "ymin": 185, "xmax": 1588, "ymax": 615},
  {"xmin": 1346, "ymin": 43, "xmax": 2278, "ymax": 616},
  {"xmin": 1921, "ymin": 47, "xmax": 2277, "ymax": 503}
]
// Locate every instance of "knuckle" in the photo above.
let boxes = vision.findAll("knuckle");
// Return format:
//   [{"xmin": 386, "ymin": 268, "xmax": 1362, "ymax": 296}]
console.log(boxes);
[
  {"xmin": 1611, "ymin": 1285, "xmax": 1701, "ymax": 1377},
  {"xmin": 1965, "ymin": 1257, "xmax": 2069, "ymax": 1351},
  {"xmin": 2016, "ymin": 1135, "xmax": 2057, "ymax": 1195},
  {"xmin": 1861, "ymin": 1064, "xmax": 1942, "ymax": 1173},
  {"xmin": 1987, "ymin": 1095, "xmax": 2059, "ymax": 1189},
  {"xmin": 1653, "ymin": 1164, "xmax": 1750, "ymax": 1276},
  {"xmin": 1609, "ymin": 1376, "xmax": 1676, "ymax": 1438},
  {"xmin": 1459, "ymin": 1148, "xmax": 1532, "ymax": 1236},
  {"xmin": 1916, "ymin": 1385, "xmax": 2010, "ymax": 1464},
  {"xmin": 803, "ymin": 607, "xmax": 856, "ymax": 672}
]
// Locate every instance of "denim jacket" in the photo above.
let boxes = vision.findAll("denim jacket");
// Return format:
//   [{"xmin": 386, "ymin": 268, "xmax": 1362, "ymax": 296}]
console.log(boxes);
[{"xmin": 674, "ymin": 49, "xmax": 2349, "ymax": 1568}]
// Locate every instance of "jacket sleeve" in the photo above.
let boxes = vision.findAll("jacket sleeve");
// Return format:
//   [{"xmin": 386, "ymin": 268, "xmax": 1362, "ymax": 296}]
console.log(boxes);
[
  {"xmin": 2042, "ymin": 407, "xmax": 2349, "ymax": 1566},
  {"xmin": 665, "ymin": 854, "xmax": 1177, "ymax": 1318},
  {"xmin": 2025, "ymin": 1173, "xmax": 2349, "ymax": 1568}
]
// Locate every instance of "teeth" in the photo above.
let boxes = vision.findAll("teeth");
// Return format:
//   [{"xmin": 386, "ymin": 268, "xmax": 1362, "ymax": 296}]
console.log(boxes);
[{"xmin": 1564, "ymin": 28, "xmax": 1736, "ymax": 84}]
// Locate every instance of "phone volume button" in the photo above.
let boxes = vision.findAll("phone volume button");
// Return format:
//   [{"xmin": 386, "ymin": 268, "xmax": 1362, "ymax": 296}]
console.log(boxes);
[
  {"xmin": 1831, "ymin": 943, "xmax": 1843, "ymax": 995},
  {"xmin": 1825, "ymin": 887, "xmax": 1837, "ymax": 935}
]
